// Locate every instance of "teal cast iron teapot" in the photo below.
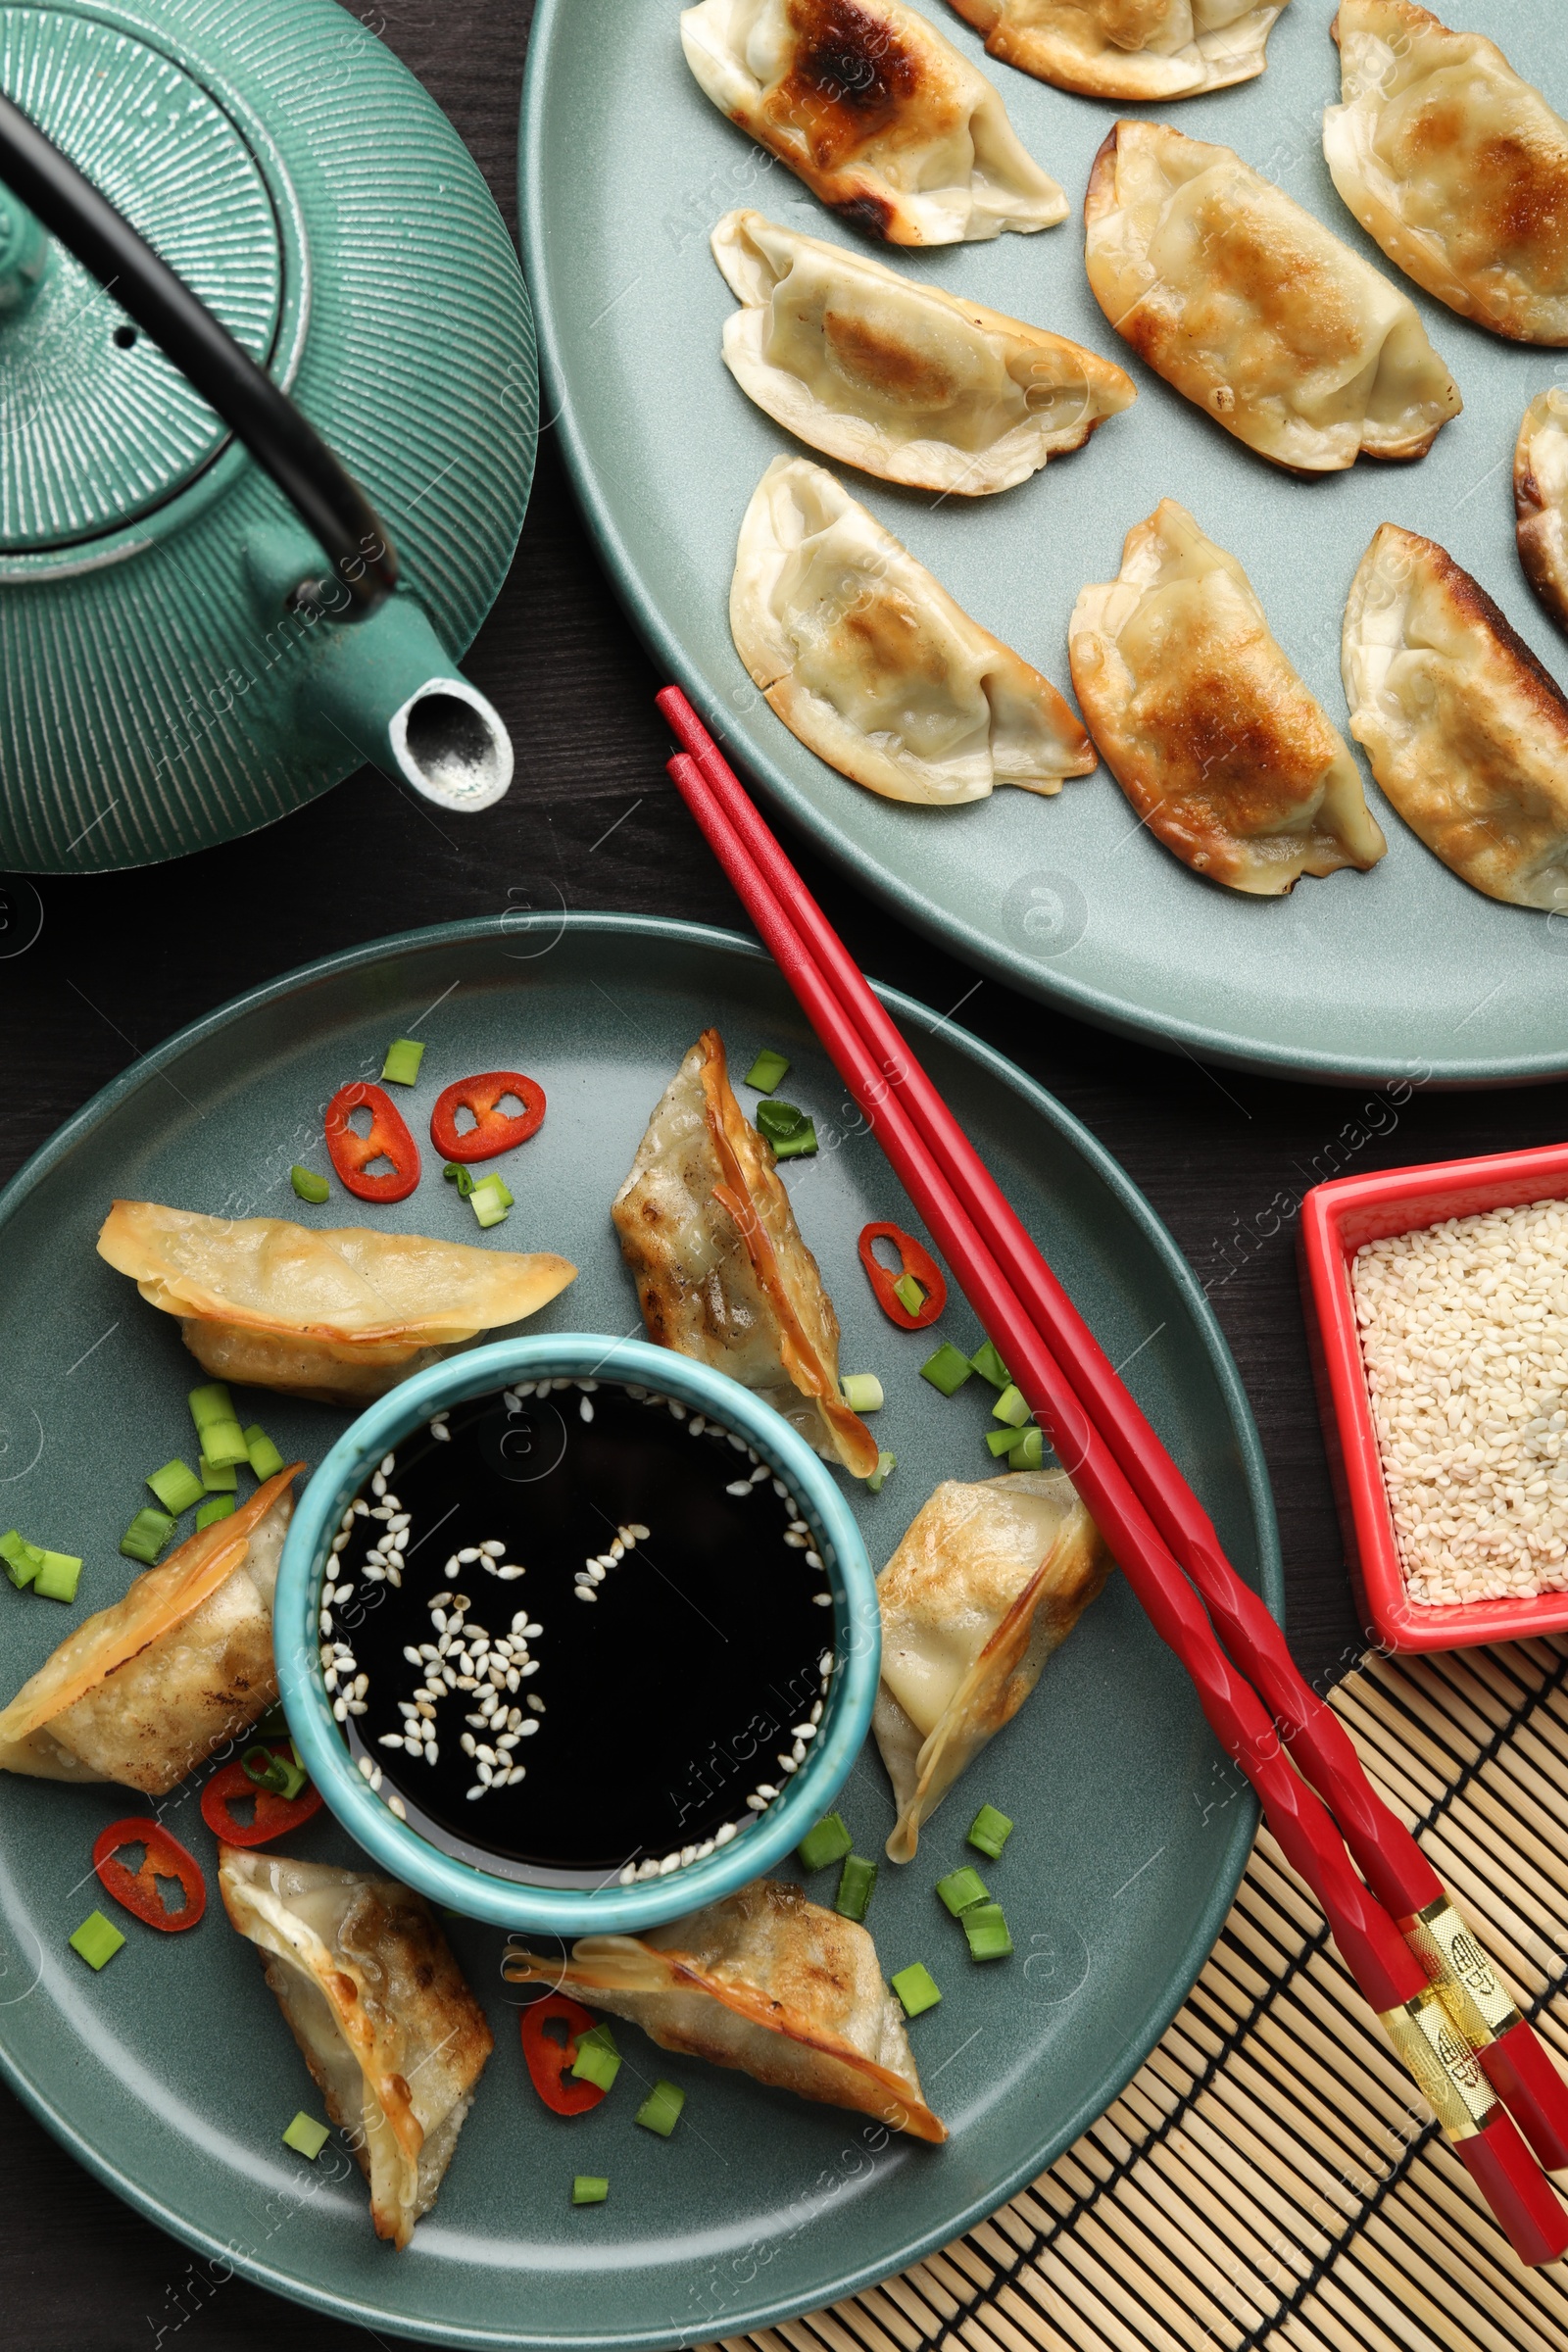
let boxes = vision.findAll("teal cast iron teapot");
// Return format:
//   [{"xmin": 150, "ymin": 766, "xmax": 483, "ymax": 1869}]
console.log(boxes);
[{"xmin": 0, "ymin": 0, "xmax": 537, "ymax": 872}]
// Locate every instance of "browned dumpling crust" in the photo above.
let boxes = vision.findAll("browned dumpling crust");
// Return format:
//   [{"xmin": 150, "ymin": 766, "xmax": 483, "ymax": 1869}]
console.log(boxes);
[
  {"xmin": 1326, "ymin": 1, "xmax": 1568, "ymax": 347},
  {"xmin": 1069, "ymin": 501, "xmax": 1388, "ymax": 895},
  {"xmin": 946, "ymin": 0, "xmax": 1290, "ymax": 102},
  {"xmin": 220, "ymin": 1847, "xmax": 494, "ymax": 2248},
  {"xmin": 1516, "ymin": 389, "xmax": 1568, "ymax": 633},
  {"xmin": 503, "ymin": 1877, "xmax": 946, "ymax": 2140},
  {"xmin": 1084, "ymin": 120, "xmax": 1462, "ymax": 472},
  {"xmin": 1342, "ymin": 522, "xmax": 1568, "ymax": 911},
  {"xmin": 679, "ymin": 0, "xmax": 1067, "ymax": 245},
  {"xmin": 612, "ymin": 1029, "xmax": 879, "ymax": 1477}
]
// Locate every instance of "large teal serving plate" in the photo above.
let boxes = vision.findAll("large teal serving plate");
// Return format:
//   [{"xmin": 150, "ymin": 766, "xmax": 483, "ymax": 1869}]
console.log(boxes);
[
  {"xmin": 0, "ymin": 914, "xmax": 1277, "ymax": 2347},
  {"xmin": 522, "ymin": 0, "xmax": 1568, "ymax": 1086}
]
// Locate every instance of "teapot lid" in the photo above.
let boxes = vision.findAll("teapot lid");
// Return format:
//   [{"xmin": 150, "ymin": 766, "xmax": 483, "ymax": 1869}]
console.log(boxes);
[{"xmin": 0, "ymin": 6, "xmax": 280, "ymax": 549}]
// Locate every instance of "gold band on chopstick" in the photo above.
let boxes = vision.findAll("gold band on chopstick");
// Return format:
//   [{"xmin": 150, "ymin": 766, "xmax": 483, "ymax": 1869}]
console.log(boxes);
[
  {"xmin": 1379, "ymin": 1983, "xmax": 1500, "ymax": 2142},
  {"xmin": 1398, "ymin": 1893, "xmax": 1523, "ymax": 2050}
]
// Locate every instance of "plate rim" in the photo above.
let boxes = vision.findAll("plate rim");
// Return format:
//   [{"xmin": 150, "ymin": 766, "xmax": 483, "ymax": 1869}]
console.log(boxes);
[
  {"xmin": 516, "ymin": 1, "xmax": 1568, "ymax": 1094},
  {"xmin": 0, "ymin": 908, "xmax": 1281, "ymax": 2347}
]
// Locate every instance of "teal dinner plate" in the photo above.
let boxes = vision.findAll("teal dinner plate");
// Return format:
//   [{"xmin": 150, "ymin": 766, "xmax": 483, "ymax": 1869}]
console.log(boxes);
[
  {"xmin": 0, "ymin": 914, "xmax": 1277, "ymax": 2347},
  {"xmin": 521, "ymin": 1, "xmax": 1568, "ymax": 1087}
]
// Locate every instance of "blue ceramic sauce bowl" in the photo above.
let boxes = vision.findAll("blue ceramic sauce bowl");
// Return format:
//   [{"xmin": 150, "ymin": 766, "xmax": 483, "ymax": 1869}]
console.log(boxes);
[{"xmin": 274, "ymin": 1332, "xmax": 879, "ymax": 1934}]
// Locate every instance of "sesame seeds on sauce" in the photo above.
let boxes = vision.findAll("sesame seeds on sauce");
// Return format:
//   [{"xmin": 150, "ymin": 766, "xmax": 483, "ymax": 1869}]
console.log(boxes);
[
  {"xmin": 323, "ymin": 1381, "xmax": 836, "ymax": 1887},
  {"xmin": 1353, "ymin": 1199, "xmax": 1568, "ymax": 1606}
]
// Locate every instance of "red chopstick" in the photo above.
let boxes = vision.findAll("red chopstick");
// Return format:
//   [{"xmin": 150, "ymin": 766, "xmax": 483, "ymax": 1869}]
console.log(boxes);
[
  {"xmin": 658, "ymin": 688, "xmax": 1568, "ymax": 2177},
  {"xmin": 658, "ymin": 689, "xmax": 1568, "ymax": 2261}
]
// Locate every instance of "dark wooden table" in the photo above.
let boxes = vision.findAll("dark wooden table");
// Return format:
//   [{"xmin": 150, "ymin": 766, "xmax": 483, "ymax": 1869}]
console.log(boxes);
[{"xmin": 4, "ymin": 2, "xmax": 1567, "ymax": 2341}]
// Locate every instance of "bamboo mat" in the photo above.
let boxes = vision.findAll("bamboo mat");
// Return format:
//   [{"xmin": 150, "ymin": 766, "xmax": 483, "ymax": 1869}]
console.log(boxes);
[{"xmin": 706, "ymin": 1636, "xmax": 1568, "ymax": 2352}]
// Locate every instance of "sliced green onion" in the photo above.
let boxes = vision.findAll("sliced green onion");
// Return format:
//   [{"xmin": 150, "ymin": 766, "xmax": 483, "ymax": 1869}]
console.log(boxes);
[
  {"xmin": 188, "ymin": 1382, "xmax": 249, "ymax": 1467},
  {"xmin": 891, "ymin": 1962, "xmax": 942, "ymax": 2019},
  {"xmin": 841, "ymin": 1373, "xmax": 884, "ymax": 1414},
  {"xmin": 244, "ymin": 1425, "xmax": 287, "ymax": 1482},
  {"xmin": 0, "ymin": 1531, "xmax": 44, "ymax": 1589},
  {"xmin": 381, "ymin": 1038, "xmax": 425, "ymax": 1086},
  {"xmin": 836, "ymin": 1854, "xmax": 877, "ymax": 1924},
  {"xmin": 967, "ymin": 1804, "xmax": 1014, "ymax": 1861},
  {"xmin": 575, "ymin": 2021, "xmax": 617, "ymax": 2056},
  {"xmin": 443, "ymin": 1160, "xmax": 477, "ymax": 1199},
  {"xmin": 744, "ymin": 1049, "xmax": 791, "ymax": 1094},
  {"xmin": 570, "ymin": 2023, "xmax": 621, "ymax": 2092},
  {"xmin": 188, "ymin": 1382, "xmax": 236, "ymax": 1432},
  {"xmin": 992, "ymin": 1385, "xmax": 1031, "ymax": 1430},
  {"xmin": 290, "ymin": 1166, "xmax": 330, "ymax": 1204},
  {"xmin": 121, "ymin": 1506, "xmax": 176, "ymax": 1565},
  {"xmin": 469, "ymin": 1174, "xmax": 512, "ymax": 1230},
  {"xmin": 196, "ymin": 1495, "xmax": 236, "ymax": 1531},
  {"xmin": 936, "ymin": 1866, "xmax": 990, "ymax": 1917},
  {"xmin": 282, "ymin": 2112, "xmax": 330, "ymax": 2159},
  {"xmin": 969, "ymin": 1341, "xmax": 1011, "ymax": 1391},
  {"xmin": 635, "ymin": 2080, "xmax": 686, "ymax": 2137},
  {"xmin": 961, "ymin": 1902, "xmax": 1014, "ymax": 1962},
  {"xmin": 572, "ymin": 2176, "xmax": 609, "ymax": 2206},
  {"xmin": 866, "ymin": 1450, "xmax": 896, "ymax": 1494},
  {"xmin": 985, "ymin": 1427, "xmax": 1021, "ymax": 1457},
  {"xmin": 1006, "ymin": 1429, "xmax": 1045, "ymax": 1473},
  {"xmin": 33, "ymin": 1550, "xmax": 82, "ymax": 1603},
  {"xmin": 70, "ymin": 1912, "xmax": 124, "ymax": 1971},
  {"xmin": 199, "ymin": 1453, "xmax": 238, "ymax": 1494},
  {"xmin": 755, "ymin": 1099, "xmax": 817, "ymax": 1159},
  {"xmin": 243, "ymin": 1744, "xmax": 309, "ymax": 1801},
  {"xmin": 797, "ymin": 1812, "xmax": 853, "ymax": 1872},
  {"xmin": 893, "ymin": 1272, "xmax": 926, "ymax": 1317},
  {"xmin": 147, "ymin": 1459, "xmax": 204, "ymax": 1515},
  {"xmin": 920, "ymin": 1343, "xmax": 973, "ymax": 1397}
]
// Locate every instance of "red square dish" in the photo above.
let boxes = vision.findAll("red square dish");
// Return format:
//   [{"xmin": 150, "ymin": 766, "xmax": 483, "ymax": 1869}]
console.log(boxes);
[{"xmin": 1298, "ymin": 1142, "xmax": 1568, "ymax": 1654}]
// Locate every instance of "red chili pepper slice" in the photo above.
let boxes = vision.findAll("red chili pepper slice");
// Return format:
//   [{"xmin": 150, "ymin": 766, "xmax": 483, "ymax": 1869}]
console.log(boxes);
[
  {"xmin": 520, "ymin": 1992, "xmax": 606, "ymax": 2116},
  {"xmin": 858, "ymin": 1221, "xmax": 948, "ymax": 1330},
  {"xmin": 92, "ymin": 1817, "xmax": 208, "ymax": 1933},
  {"xmin": 200, "ymin": 1748, "xmax": 324, "ymax": 1848},
  {"xmin": 430, "ymin": 1070, "xmax": 547, "ymax": 1164},
  {"xmin": 324, "ymin": 1081, "xmax": 421, "ymax": 1202}
]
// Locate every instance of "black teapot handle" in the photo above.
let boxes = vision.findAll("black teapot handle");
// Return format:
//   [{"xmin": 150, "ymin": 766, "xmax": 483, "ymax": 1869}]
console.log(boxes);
[{"xmin": 0, "ymin": 87, "xmax": 398, "ymax": 618}]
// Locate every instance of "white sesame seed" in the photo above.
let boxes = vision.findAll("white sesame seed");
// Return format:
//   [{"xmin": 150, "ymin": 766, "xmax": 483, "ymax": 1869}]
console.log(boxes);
[
  {"xmin": 716, "ymin": 1821, "xmax": 737, "ymax": 1843},
  {"xmin": 619, "ymin": 1864, "xmax": 637, "ymax": 1886},
  {"xmin": 371, "ymin": 1473, "xmax": 387, "ymax": 1497},
  {"xmin": 783, "ymin": 1532, "xmax": 808, "ymax": 1548},
  {"xmin": 772, "ymin": 1479, "xmax": 788, "ymax": 1498},
  {"xmin": 629, "ymin": 1523, "xmax": 650, "ymax": 1541},
  {"xmin": 726, "ymin": 1481, "xmax": 751, "ymax": 1497},
  {"xmin": 580, "ymin": 1396, "xmax": 594, "ymax": 1421},
  {"xmin": 431, "ymin": 1423, "xmax": 451, "ymax": 1442},
  {"xmin": 659, "ymin": 1851, "xmax": 681, "ymax": 1874},
  {"xmin": 518, "ymin": 1717, "xmax": 539, "ymax": 1738},
  {"xmin": 358, "ymin": 1755, "xmax": 373, "ymax": 1780},
  {"xmin": 331, "ymin": 1533, "xmax": 351, "ymax": 1553},
  {"xmin": 378, "ymin": 1733, "xmax": 404, "ymax": 1749},
  {"xmin": 750, "ymin": 1464, "xmax": 768, "ymax": 1484},
  {"xmin": 681, "ymin": 1845, "xmax": 697, "ymax": 1866},
  {"xmin": 727, "ymin": 1432, "xmax": 747, "ymax": 1451},
  {"xmin": 388, "ymin": 1794, "xmax": 408, "ymax": 1819},
  {"xmin": 812, "ymin": 1592, "xmax": 832, "ymax": 1606},
  {"xmin": 458, "ymin": 1546, "xmax": 479, "ymax": 1564},
  {"xmin": 668, "ymin": 1401, "xmax": 687, "ymax": 1421},
  {"xmin": 806, "ymin": 1551, "xmax": 822, "ymax": 1569},
  {"xmin": 810, "ymin": 1700, "xmax": 823, "ymax": 1722},
  {"xmin": 745, "ymin": 1794, "xmax": 765, "ymax": 1811},
  {"xmin": 689, "ymin": 1415, "xmax": 706, "ymax": 1436},
  {"xmin": 575, "ymin": 1587, "xmax": 596, "ymax": 1602},
  {"xmin": 466, "ymin": 1785, "xmax": 485, "ymax": 1801},
  {"xmin": 527, "ymin": 1694, "xmax": 545, "ymax": 1713}
]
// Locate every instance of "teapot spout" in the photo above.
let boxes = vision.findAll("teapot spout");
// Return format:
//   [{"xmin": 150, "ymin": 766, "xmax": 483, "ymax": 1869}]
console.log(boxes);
[{"xmin": 247, "ymin": 529, "xmax": 513, "ymax": 813}]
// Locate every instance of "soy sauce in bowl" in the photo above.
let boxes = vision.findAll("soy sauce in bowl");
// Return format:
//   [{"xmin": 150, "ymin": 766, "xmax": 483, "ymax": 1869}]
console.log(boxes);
[{"xmin": 322, "ymin": 1378, "xmax": 835, "ymax": 1887}]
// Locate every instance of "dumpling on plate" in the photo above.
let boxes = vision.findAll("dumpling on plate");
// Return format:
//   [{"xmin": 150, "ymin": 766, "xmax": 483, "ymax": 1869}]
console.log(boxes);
[
  {"xmin": 731, "ymin": 456, "xmax": 1097, "ymax": 803},
  {"xmin": 679, "ymin": 0, "xmax": 1067, "ymax": 245},
  {"xmin": 875, "ymin": 1469, "xmax": 1109, "ymax": 1862},
  {"xmin": 1516, "ymin": 389, "xmax": 1568, "ymax": 633},
  {"xmin": 0, "ymin": 1467, "xmax": 299, "ymax": 1794},
  {"xmin": 1325, "ymin": 1, "xmax": 1568, "ymax": 347},
  {"xmin": 612, "ymin": 1028, "xmax": 879, "ymax": 1478},
  {"xmin": 1342, "ymin": 522, "xmax": 1568, "ymax": 910},
  {"xmin": 710, "ymin": 209, "xmax": 1135, "ymax": 495},
  {"xmin": 1083, "ymin": 120, "xmax": 1462, "ymax": 472},
  {"xmin": 945, "ymin": 0, "xmax": 1291, "ymax": 101},
  {"xmin": 97, "ymin": 1201, "xmax": 576, "ymax": 1405},
  {"xmin": 1068, "ymin": 500, "xmax": 1388, "ymax": 894},
  {"xmin": 220, "ymin": 1846, "xmax": 494, "ymax": 2248},
  {"xmin": 502, "ymin": 1876, "xmax": 945, "ymax": 2140}
]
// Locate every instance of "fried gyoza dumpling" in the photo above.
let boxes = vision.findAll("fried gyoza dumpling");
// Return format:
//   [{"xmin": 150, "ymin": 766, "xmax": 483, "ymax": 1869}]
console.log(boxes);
[
  {"xmin": 1084, "ymin": 120, "xmax": 1462, "ymax": 472},
  {"xmin": 946, "ymin": 0, "xmax": 1291, "ymax": 101},
  {"xmin": 503, "ymin": 1877, "xmax": 945, "ymax": 2140},
  {"xmin": 875, "ymin": 1470, "xmax": 1110, "ymax": 1861},
  {"xmin": 97, "ymin": 1201, "xmax": 576, "ymax": 1405},
  {"xmin": 1516, "ymin": 389, "xmax": 1568, "ymax": 633},
  {"xmin": 732, "ymin": 457, "xmax": 1096, "ymax": 803},
  {"xmin": 1069, "ymin": 501, "xmax": 1388, "ymax": 894},
  {"xmin": 1342, "ymin": 522, "xmax": 1568, "ymax": 910},
  {"xmin": 1325, "ymin": 1, "xmax": 1568, "ymax": 347},
  {"xmin": 711, "ymin": 209, "xmax": 1135, "ymax": 495},
  {"xmin": 612, "ymin": 1029, "xmax": 878, "ymax": 1477},
  {"xmin": 220, "ymin": 1846, "xmax": 494, "ymax": 2248},
  {"xmin": 680, "ymin": 0, "xmax": 1067, "ymax": 245},
  {"xmin": 0, "ymin": 1469, "xmax": 299, "ymax": 1795}
]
